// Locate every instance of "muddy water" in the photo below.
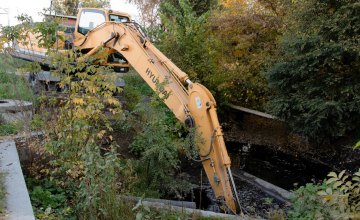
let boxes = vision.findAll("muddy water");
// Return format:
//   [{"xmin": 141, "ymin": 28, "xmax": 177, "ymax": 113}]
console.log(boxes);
[
  {"xmin": 181, "ymin": 142, "xmax": 334, "ymax": 217},
  {"xmin": 227, "ymin": 142, "xmax": 331, "ymax": 190},
  {"xmin": 184, "ymin": 178, "xmax": 289, "ymax": 217}
]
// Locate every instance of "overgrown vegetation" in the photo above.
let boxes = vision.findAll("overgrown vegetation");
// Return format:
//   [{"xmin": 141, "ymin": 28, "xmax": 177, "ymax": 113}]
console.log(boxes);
[
  {"xmin": 0, "ymin": 57, "xmax": 34, "ymax": 101},
  {"xmin": 0, "ymin": 122, "xmax": 21, "ymax": 136},
  {"xmin": 117, "ymin": 73, "xmax": 195, "ymax": 198},
  {"xmin": 32, "ymin": 48, "xmax": 128, "ymax": 219},
  {"xmin": 0, "ymin": 54, "xmax": 35, "ymax": 136},
  {"xmin": 266, "ymin": 0, "xmax": 360, "ymax": 141},
  {"xmin": 136, "ymin": 0, "xmax": 360, "ymax": 144},
  {"xmin": 289, "ymin": 169, "xmax": 360, "ymax": 219},
  {"xmin": 148, "ymin": 0, "xmax": 284, "ymax": 110}
]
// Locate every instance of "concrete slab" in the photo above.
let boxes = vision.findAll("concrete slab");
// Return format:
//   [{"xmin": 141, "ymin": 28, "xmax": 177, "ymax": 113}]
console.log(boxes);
[
  {"xmin": 0, "ymin": 100, "xmax": 32, "ymax": 113},
  {"xmin": 234, "ymin": 171, "xmax": 292, "ymax": 203},
  {"xmin": 0, "ymin": 100, "xmax": 33, "ymax": 124},
  {"xmin": 0, "ymin": 141, "xmax": 35, "ymax": 220}
]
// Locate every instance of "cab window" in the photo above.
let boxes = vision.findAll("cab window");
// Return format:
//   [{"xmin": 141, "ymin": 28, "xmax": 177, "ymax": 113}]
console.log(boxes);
[
  {"xmin": 109, "ymin": 14, "xmax": 129, "ymax": 23},
  {"xmin": 78, "ymin": 9, "xmax": 106, "ymax": 35}
]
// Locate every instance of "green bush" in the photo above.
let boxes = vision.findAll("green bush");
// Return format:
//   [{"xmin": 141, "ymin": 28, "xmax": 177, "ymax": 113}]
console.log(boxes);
[
  {"xmin": 266, "ymin": 0, "xmax": 360, "ymax": 141},
  {"xmin": 289, "ymin": 169, "xmax": 360, "ymax": 219},
  {"xmin": 121, "ymin": 71, "xmax": 153, "ymax": 111},
  {"xmin": 126, "ymin": 97, "xmax": 193, "ymax": 198},
  {"xmin": 26, "ymin": 178, "xmax": 75, "ymax": 219},
  {"xmin": 30, "ymin": 114, "xmax": 45, "ymax": 131},
  {"xmin": 288, "ymin": 182, "xmax": 331, "ymax": 219}
]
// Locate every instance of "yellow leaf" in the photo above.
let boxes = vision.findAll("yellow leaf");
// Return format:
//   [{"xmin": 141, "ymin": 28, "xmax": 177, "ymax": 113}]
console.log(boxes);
[
  {"xmin": 324, "ymin": 195, "xmax": 333, "ymax": 202},
  {"xmin": 75, "ymin": 109, "xmax": 87, "ymax": 118},
  {"xmin": 107, "ymin": 97, "xmax": 120, "ymax": 106},
  {"xmin": 97, "ymin": 130, "xmax": 106, "ymax": 139},
  {"xmin": 73, "ymin": 98, "xmax": 85, "ymax": 105}
]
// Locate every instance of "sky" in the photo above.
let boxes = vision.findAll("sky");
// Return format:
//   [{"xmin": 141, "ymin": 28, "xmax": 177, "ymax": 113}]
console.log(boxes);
[{"xmin": 0, "ymin": 0, "xmax": 140, "ymax": 26}]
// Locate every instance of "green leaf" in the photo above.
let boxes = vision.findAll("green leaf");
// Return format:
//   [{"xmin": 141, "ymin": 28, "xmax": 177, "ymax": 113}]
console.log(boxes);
[
  {"xmin": 326, "ymin": 177, "xmax": 338, "ymax": 184},
  {"xmin": 354, "ymin": 141, "xmax": 360, "ymax": 149},
  {"xmin": 333, "ymin": 181, "xmax": 343, "ymax": 189},
  {"xmin": 352, "ymin": 177, "xmax": 360, "ymax": 182},
  {"xmin": 339, "ymin": 170, "xmax": 346, "ymax": 180},
  {"xmin": 346, "ymin": 181, "xmax": 353, "ymax": 186},
  {"xmin": 317, "ymin": 190, "xmax": 328, "ymax": 196},
  {"xmin": 136, "ymin": 212, "xmax": 143, "ymax": 220},
  {"xmin": 326, "ymin": 187, "xmax": 333, "ymax": 195},
  {"xmin": 340, "ymin": 185, "xmax": 348, "ymax": 192},
  {"xmin": 328, "ymin": 172, "xmax": 338, "ymax": 178}
]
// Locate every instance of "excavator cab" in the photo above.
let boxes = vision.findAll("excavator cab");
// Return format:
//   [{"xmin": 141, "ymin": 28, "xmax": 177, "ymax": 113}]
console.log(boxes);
[{"xmin": 74, "ymin": 8, "xmax": 131, "ymax": 73}]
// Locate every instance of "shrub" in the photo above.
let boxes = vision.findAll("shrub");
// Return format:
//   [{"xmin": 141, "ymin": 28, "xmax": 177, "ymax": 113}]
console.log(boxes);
[
  {"xmin": 266, "ymin": 0, "xmax": 360, "ymax": 141},
  {"xmin": 289, "ymin": 169, "xmax": 360, "ymax": 219},
  {"xmin": 288, "ymin": 182, "xmax": 331, "ymax": 219},
  {"xmin": 126, "ymin": 96, "xmax": 194, "ymax": 199}
]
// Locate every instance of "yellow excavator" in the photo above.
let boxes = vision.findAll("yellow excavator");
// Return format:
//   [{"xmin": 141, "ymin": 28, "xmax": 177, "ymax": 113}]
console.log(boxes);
[{"xmin": 11, "ymin": 8, "xmax": 241, "ymax": 214}]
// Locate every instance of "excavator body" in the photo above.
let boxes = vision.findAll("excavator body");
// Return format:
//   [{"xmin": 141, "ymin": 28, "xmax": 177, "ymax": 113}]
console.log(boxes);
[
  {"xmin": 12, "ymin": 8, "xmax": 241, "ymax": 214},
  {"xmin": 12, "ymin": 8, "xmax": 131, "ymax": 73}
]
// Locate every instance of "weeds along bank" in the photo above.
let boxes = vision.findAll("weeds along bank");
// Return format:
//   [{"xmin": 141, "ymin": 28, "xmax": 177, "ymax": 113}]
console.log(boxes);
[
  {"xmin": 0, "ymin": 46, "xmax": 192, "ymax": 218},
  {"xmin": 6, "ymin": 50, "xmax": 198, "ymax": 218},
  {"xmin": 0, "ymin": 54, "xmax": 37, "ymax": 135}
]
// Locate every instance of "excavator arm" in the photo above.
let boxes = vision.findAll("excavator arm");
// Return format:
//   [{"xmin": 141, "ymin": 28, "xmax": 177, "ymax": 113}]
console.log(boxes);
[{"xmin": 74, "ymin": 21, "xmax": 241, "ymax": 214}]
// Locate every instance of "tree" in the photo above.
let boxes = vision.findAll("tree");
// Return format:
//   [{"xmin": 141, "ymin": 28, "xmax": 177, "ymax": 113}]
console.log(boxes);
[
  {"xmin": 146, "ymin": 0, "xmax": 284, "ymax": 110},
  {"xmin": 128, "ymin": 0, "xmax": 162, "ymax": 28},
  {"xmin": 205, "ymin": 0, "xmax": 283, "ymax": 109},
  {"xmin": 51, "ymin": 0, "xmax": 110, "ymax": 15},
  {"xmin": 266, "ymin": 0, "xmax": 360, "ymax": 141},
  {"xmin": 157, "ymin": 0, "xmax": 216, "ymax": 82},
  {"xmin": 128, "ymin": 0, "xmax": 216, "ymax": 28}
]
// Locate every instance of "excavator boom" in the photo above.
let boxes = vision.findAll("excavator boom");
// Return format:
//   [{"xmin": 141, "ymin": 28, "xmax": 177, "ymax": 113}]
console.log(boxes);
[
  {"xmin": 73, "ymin": 18, "xmax": 241, "ymax": 213},
  {"xmin": 12, "ymin": 8, "xmax": 241, "ymax": 214}
]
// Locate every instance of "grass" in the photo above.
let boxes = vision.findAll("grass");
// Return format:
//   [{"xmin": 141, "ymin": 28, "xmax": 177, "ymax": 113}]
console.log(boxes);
[
  {"xmin": 0, "ymin": 53, "xmax": 29, "ymax": 72},
  {"xmin": 0, "ymin": 70, "xmax": 35, "ymax": 102},
  {"xmin": 0, "ymin": 172, "xmax": 6, "ymax": 216},
  {"xmin": 0, "ymin": 53, "xmax": 34, "ymax": 101},
  {"xmin": 0, "ymin": 53, "xmax": 36, "ymax": 136},
  {"xmin": 0, "ymin": 122, "xmax": 20, "ymax": 136}
]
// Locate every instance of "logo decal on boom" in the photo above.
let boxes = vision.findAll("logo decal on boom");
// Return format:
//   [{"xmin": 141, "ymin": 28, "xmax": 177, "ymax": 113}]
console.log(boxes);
[{"xmin": 145, "ymin": 68, "xmax": 170, "ymax": 99}]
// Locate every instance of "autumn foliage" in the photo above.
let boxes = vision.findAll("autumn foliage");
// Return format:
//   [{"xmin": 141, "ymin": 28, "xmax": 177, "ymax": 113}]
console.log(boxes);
[{"xmin": 136, "ymin": 0, "xmax": 359, "ymax": 141}]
